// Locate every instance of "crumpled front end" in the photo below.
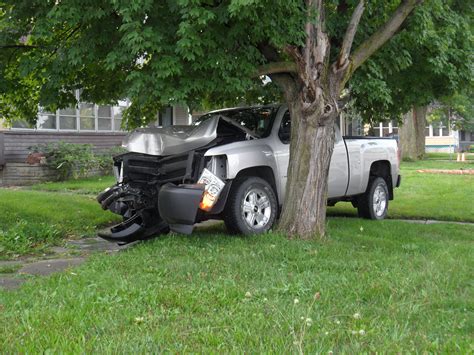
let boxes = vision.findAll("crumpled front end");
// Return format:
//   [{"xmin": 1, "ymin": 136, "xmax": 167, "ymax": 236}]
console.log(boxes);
[{"xmin": 97, "ymin": 115, "xmax": 254, "ymax": 243}]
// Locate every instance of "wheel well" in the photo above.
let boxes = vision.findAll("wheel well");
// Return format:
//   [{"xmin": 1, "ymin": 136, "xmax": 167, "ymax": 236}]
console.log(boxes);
[
  {"xmin": 234, "ymin": 166, "xmax": 278, "ymax": 203},
  {"xmin": 369, "ymin": 160, "xmax": 393, "ymax": 199}
]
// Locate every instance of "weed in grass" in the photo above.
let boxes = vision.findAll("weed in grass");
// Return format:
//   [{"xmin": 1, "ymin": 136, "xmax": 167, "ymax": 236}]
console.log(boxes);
[
  {"xmin": 0, "ymin": 264, "xmax": 21, "ymax": 273},
  {"xmin": 0, "ymin": 220, "xmax": 62, "ymax": 258}
]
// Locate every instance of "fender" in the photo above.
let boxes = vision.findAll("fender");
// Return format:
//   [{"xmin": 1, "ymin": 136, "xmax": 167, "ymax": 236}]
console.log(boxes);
[{"xmin": 204, "ymin": 139, "xmax": 281, "ymax": 199}]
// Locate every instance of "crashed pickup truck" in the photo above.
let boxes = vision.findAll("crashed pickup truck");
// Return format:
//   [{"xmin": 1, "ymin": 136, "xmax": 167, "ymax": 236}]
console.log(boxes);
[{"xmin": 97, "ymin": 105, "xmax": 401, "ymax": 243}]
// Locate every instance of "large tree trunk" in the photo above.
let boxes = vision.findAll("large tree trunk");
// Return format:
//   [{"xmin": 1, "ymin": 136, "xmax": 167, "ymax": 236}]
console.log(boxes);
[
  {"xmin": 264, "ymin": 0, "xmax": 421, "ymax": 239},
  {"xmin": 399, "ymin": 105, "xmax": 427, "ymax": 160},
  {"xmin": 278, "ymin": 97, "xmax": 337, "ymax": 239}
]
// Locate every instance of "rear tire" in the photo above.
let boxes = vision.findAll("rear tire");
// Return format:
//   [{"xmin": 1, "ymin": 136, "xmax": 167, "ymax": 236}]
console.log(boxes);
[
  {"xmin": 224, "ymin": 177, "xmax": 278, "ymax": 234},
  {"xmin": 357, "ymin": 177, "xmax": 389, "ymax": 220}
]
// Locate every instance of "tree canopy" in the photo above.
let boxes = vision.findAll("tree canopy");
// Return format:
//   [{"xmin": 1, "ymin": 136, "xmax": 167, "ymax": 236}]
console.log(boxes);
[
  {"xmin": 0, "ymin": 0, "xmax": 439, "ymax": 128},
  {"xmin": 350, "ymin": 0, "xmax": 473, "ymax": 125},
  {"xmin": 429, "ymin": 91, "xmax": 474, "ymax": 132}
]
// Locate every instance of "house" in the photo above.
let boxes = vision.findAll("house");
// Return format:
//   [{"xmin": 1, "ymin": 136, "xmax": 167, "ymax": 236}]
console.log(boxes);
[
  {"xmin": 0, "ymin": 93, "xmax": 191, "ymax": 186},
  {"xmin": 369, "ymin": 119, "xmax": 473, "ymax": 153}
]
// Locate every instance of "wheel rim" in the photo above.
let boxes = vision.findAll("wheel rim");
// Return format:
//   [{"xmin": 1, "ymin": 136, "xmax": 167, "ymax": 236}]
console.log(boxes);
[
  {"xmin": 241, "ymin": 187, "xmax": 272, "ymax": 230},
  {"xmin": 372, "ymin": 184, "xmax": 387, "ymax": 217}
]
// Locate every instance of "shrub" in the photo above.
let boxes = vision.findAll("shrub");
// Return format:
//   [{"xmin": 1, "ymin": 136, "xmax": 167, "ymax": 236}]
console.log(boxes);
[
  {"xmin": 95, "ymin": 146, "xmax": 128, "ymax": 174},
  {"xmin": 29, "ymin": 142, "xmax": 126, "ymax": 180},
  {"xmin": 0, "ymin": 220, "xmax": 62, "ymax": 258},
  {"xmin": 29, "ymin": 142, "xmax": 96, "ymax": 180}
]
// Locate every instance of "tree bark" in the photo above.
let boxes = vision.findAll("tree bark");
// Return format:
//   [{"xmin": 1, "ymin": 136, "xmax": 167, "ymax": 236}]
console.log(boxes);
[
  {"xmin": 399, "ymin": 105, "xmax": 427, "ymax": 160},
  {"xmin": 277, "ymin": 90, "xmax": 337, "ymax": 239}
]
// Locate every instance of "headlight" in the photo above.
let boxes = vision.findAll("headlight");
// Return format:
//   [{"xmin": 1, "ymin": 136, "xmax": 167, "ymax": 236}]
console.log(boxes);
[
  {"xmin": 197, "ymin": 168, "xmax": 225, "ymax": 211},
  {"xmin": 113, "ymin": 162, "xmax": 124, "ymax": 183}
]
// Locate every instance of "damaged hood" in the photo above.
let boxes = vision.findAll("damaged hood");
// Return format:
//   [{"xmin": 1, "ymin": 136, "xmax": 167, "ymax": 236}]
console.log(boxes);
[
  {"xmin": 123, "ymin": 115, "xmax": 256, "ymax": 156},
  {"xmin": 123, "ymin": 116, "xmax": 219, "ymax": 156}
]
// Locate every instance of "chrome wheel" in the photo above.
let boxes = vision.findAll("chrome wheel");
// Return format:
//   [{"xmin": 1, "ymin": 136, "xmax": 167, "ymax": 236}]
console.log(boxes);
[
  {"xmin": 241, "ymin": 188, "xmax": 272, "ymax": 230},
  {"xmin": 372, "ymin": 184, "xmax": 387, "ymax": 217}
]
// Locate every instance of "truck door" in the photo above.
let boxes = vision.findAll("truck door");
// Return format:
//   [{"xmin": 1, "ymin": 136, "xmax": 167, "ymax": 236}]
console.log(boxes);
[
  {"xmin": 273, "ymin": 110, "xmax": 291, "ymax": 203},
  {"xmin": 328, "ymin": 125, "xmax": 349, "ymax": 198}
]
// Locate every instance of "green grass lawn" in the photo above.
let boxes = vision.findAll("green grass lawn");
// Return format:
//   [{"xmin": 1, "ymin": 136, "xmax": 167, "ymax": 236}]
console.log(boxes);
[
  {"xmin": 0, "ymin": 220, "xmax": 472, "ymax": 352},
  {"xmin": 0, "ymin": 189, "xmax": 120, "ymax": 258},
  {"xmin": 29, "ymin": 175, "xmax": 116, "ymax": 195},
  {"xmin": 425, "ymin": 152, "xmax": 474, "ymax": 161}
]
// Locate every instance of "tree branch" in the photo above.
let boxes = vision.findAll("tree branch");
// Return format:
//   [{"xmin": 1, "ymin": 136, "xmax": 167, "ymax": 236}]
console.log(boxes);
[
  {"xmin": 351, "ymin": 0, "xmax": 423, "ymax": 71},
  {"xmin": 256, "ymin": 62, "xmax": 297, "ymax": 76},
  {"xmin": 337, "ymin": 0, "xmax": 365, "ymax": 68}
]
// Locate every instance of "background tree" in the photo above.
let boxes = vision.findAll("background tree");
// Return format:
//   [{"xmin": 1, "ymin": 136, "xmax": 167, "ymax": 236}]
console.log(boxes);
[
  {"xmin": 434, "ymin": 91, "xmax": 474, "ymax": 133},
  {"xmin": 1, "ymin": 0, "xmax": 425, "ymax": 238},
  {"xmin": 349, "ymin": 0, "xmax": 472, "ymax": 160},
  {"xmin": 428, "ymin": 91, "xmax": 474, "ymax": 152}
]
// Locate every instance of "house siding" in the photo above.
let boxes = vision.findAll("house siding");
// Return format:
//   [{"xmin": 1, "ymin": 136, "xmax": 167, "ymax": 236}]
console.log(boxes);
[
  {"xmin": 1, "ymin": 131, "xmax": 126, "ymax": 163},
  {"xmin": 0, "ymin": 132, "xmax": 5, "ymax": 166}
]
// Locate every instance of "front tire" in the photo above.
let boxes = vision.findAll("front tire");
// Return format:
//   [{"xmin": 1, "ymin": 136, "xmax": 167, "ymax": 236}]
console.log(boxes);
[
  {"xmin": 224, "ymin": 177, "xmax": 278, "ymax": 234},
  {"xmin": 357, "ymin": 177, "xmax": 389, "ymax": 220}
]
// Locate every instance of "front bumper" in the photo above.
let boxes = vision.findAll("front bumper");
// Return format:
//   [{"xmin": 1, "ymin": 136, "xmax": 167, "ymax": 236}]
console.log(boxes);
[{"xmin": 158, "ymin": 183, "xmax": 205, "ymax": 234}]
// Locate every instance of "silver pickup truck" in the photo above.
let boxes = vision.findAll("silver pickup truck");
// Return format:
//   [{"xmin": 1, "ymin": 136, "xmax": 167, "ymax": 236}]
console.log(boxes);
[{"xmin": 97, "ymin": 105, "xmax": 401, "ymax": 243}]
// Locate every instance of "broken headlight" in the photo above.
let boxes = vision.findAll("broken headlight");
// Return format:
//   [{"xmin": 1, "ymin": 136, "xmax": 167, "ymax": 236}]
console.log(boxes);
[{"xmin": 197, "ymin": 168, "xmax": 225, "ymax": 211}]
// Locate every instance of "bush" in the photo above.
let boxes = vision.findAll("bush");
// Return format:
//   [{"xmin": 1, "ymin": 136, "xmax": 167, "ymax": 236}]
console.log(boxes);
[
  {"xmin": 95, "ymin": 146, "xmax": 128, "ymax": 174},
  {"xmin": 0, "ymin": 220, "xmax": 62, "ymax": 258},
  {"xmin": 29, "ymin": 142, "xmax": 126, "ymax": 180},
  {"xmin": 29, "ymin": 142, "xmax": 96, "ymax": 180}
]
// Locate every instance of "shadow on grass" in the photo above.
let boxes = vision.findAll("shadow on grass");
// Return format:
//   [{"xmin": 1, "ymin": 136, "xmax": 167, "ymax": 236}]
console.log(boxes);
[{"xmin": 131, "ymin": 220, "xmax": 286, "ymax": 251}]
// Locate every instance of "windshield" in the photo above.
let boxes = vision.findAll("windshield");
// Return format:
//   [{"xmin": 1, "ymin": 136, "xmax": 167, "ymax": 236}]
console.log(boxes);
[{"xmin": 193, "ymin": 106, "xmax": 278, "ymax": 138}]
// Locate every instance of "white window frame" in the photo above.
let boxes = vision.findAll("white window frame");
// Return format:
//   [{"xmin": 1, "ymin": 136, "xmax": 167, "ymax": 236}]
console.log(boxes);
[
  {"xmin": 97, "ymin": 105, "xmax": 113, "ymax": 132},
  {"xmin": 11, "ymin": 89, "xmax": 128, "ymax": 133},
  {"xmin": 78, "ymin": 102, "xmax": 96, "ymax": 132}
]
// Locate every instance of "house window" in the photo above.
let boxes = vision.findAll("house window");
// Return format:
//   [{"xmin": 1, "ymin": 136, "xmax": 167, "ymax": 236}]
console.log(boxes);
[
  {"xmin": 80, "ymin": 103, "xmax": 95, "ymax": 131},
  {"xmin": 373, "ymin": 120, "xmax": 398, "ymax": 137},
  {"xmin": 59, "ymin": 107, "xmax": 77, "ymax": 130},
  {"xmin": 38, "ymin": 113, "xmax": 57, "ymax": 130},
  {"xmin": 10, "ymin": 91, "xmax": 130, "ymax": 132},
  {"xmin": 442, "ymin": 125, "xmax": 450, "ymax": 137},
  {"xmin": 113, "ymin": 106, "xmax": 124, "ymax": 131},
  {"xmin": 98, "ymin": 105, "xmax": 112, "ymax": 131},
  {"xmin": 158, "ymin": 107, "xmax": 173, "ymax": 127}
]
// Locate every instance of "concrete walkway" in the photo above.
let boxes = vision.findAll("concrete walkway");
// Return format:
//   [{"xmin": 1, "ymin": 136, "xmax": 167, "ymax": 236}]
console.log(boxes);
[
  {"xmin": 0, "ymin": 237, "xmax": 130, "ymax": 291},
  {"xmin": 395, "ymin": 218, "xmax": 474, "ymax": 226},
  {"xmin": 0, "ymin": 221, "xmax": 218, "ymax": 291}
]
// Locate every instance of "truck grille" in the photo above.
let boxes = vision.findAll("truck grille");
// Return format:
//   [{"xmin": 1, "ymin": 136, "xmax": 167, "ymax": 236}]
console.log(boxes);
[{"xmin": 117, "ymin": 152, "xmax": 202, "ymax": 184}]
